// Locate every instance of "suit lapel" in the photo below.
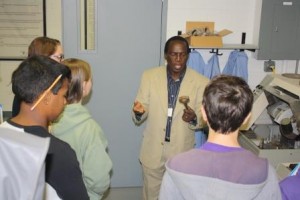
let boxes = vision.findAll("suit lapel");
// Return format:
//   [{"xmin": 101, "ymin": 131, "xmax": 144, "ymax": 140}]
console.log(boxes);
[
  {"xmin": 156, "ymin": 67, "xmax": 168, "ymax": 116},
  {"xmin": 155, "ymin": 68, "xmax": 194, "ymax": 118}
]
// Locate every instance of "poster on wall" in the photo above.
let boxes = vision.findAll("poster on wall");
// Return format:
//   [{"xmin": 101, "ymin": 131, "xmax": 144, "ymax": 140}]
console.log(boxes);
[{"xmin": 0, "ymin": 0, "xmax": 44, "ymax": 60}]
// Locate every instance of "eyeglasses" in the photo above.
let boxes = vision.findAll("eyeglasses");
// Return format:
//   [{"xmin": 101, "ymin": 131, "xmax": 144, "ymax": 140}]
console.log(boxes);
[
  {"xmin": 30, "ymin": 74, "xmax": 62, "ymax": 111},
  {"xmin": 51, "ymin": 54, "xmax": 64, "ymax": 62}
]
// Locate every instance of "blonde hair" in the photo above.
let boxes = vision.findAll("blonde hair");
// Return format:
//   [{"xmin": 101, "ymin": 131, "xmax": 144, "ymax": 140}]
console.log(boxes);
[{"xmin": 62, "ymin": 58, "xmax": 92, "ymax": 103}]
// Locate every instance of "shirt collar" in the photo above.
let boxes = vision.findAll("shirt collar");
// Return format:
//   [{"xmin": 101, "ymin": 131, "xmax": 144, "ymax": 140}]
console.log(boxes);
[{"xmin": 166, "ymin": 67, "xmax": 186, "ymax": 82}]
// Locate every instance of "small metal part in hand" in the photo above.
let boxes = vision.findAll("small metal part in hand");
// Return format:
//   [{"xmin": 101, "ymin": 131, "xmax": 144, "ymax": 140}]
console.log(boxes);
[{"xmin": 179, "ymin": 96, "xmax": 190, "ymax": 109}]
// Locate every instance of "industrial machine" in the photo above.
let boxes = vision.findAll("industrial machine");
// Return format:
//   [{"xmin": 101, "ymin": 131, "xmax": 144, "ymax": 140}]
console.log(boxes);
[{"xmin": 238, "ymin": 74, "xmax": 300, "ymax": 168}]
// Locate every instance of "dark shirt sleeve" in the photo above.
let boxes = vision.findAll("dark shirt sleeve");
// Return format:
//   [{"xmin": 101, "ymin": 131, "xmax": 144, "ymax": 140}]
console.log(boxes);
[
  {"xmin": 12, "ymin": 95, "xmax": 21, "ymax": 117},
  {"xmin": 46, "ymin": 137, "xmax": 89, "ymax": 200},
  {"xmin": 23, "ymin": 126, "xmax": 89, "ymax": 200}
]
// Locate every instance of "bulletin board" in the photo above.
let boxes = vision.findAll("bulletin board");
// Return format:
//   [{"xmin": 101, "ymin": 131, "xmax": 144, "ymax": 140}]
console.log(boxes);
[{"xmin": 0, "ymin": 0, "xmax": 45, "ymax": 60}]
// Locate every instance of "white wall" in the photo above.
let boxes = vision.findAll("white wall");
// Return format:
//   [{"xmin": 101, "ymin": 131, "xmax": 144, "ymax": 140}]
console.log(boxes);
[{"xmin": 166, "ymin": 0, "xmax": 298, "ymax": 90}]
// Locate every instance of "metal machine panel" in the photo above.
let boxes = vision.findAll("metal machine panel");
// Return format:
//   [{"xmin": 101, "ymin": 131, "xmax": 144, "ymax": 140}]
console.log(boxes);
[
  {"xmin": 239, "ymin": 74, "xmax": 300, "ymax": 169},
  {"xmin": 239, "ymin": 132, "xmax": 300, "ymax": 168}
]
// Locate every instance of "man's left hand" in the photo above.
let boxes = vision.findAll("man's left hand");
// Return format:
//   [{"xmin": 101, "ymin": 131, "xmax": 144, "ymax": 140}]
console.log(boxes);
[{"xmin": 182, "ymin": 106, "xmax": 196, "ymax": 123}]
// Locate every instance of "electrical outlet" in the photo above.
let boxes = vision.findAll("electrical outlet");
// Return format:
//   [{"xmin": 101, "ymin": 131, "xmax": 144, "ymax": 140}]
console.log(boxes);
[{"xmin": 264, "ymin": 60, "xmax": 275, "ymax": 72}]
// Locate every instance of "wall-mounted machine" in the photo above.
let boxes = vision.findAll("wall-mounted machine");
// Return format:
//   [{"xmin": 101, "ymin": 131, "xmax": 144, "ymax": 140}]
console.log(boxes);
[{"xmin": 239, "ymin": 74, "xmax": 300, "ymax": 168}]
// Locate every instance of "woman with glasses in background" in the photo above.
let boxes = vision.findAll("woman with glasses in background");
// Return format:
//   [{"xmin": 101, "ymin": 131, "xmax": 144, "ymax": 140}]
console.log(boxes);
[{"xmin": 12, "ymin": 36, "xmax": 65, "ymax": 117}]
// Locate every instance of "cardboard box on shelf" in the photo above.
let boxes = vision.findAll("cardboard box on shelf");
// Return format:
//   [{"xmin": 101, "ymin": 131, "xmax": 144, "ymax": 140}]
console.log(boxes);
[{"xmin": 181, "ymin": 21, "xmax": 232, "ymax": 48}]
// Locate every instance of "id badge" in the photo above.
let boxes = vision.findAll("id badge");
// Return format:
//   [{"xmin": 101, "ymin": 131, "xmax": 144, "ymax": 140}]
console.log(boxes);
[{"xmin": 168, "ymin": 108, "xmax": 173, "ymax": 117}]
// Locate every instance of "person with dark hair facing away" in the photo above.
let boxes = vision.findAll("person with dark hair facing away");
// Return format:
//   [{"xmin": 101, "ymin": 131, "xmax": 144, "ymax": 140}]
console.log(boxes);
[
  {"xmin": 1, "ymin": 55, "xmax": 89, "ymax": 200},
  {"xmin": 159, "ymin": 75, "xmax": 281, "ymax": 200},
  {"xmin": 51, "ymin": 58, "xmax": 113, "ymax": 200},
  {"xmin": 132, "ymin": 36, "xmax": 209, "ymax": 200},
  {"xmin": 12, "ymin": 36, "xmax": 64, "ymax": 117}
]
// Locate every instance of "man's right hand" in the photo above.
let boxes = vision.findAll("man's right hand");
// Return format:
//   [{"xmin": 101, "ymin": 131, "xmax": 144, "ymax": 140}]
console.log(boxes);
[{"xmin": 133, "ymin": 101, "xmax": 145, "ymax": 114}]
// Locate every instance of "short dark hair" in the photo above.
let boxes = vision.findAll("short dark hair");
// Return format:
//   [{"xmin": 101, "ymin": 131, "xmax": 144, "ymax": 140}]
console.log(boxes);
[
  {"xmin": 12, "ymin": 55, "xmax": 71, "ymax": 104},
  {"xmin": 202, "ymin": 75, "xmax": 253, "ymax": 134},
  {"xmin": 164, "ymin": 36, "xmax": 190, "ymax": 54}
]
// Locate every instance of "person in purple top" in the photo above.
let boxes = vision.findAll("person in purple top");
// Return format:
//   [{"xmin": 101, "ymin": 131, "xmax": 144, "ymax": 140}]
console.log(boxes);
[
  {"xmin": 280, "ymin": 166, "xmax": 300, "ymax": 200},
  {"xmin": 159, "ymin": 75, "xmax": 282, "ymax": 200}
]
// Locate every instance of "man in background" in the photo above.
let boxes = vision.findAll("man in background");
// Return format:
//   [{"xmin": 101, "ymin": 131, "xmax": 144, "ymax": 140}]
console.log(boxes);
[{"xmin": 132, "ymin": 36, "xmax": 209, "ymax": 200}]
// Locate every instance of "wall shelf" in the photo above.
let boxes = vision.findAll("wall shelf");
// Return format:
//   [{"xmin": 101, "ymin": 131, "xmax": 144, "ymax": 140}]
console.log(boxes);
[
  {"xmin": 187, "ymin": 32, "xmax": 258, "ymax": 53},
  {"xmin": 190, "ymin": 44, "xmax": 258, "ymax": 51}
]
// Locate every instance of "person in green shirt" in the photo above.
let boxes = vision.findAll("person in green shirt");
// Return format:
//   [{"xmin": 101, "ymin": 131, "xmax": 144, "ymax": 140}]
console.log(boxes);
[{"xmin": 51, "ymin": 58, "xmax": 113, "ymax": 200}]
